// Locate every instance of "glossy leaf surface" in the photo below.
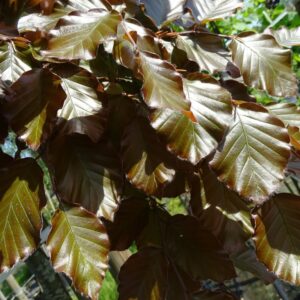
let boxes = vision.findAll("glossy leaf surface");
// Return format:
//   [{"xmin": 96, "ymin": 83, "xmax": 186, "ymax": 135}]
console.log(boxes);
[{"xmin": 267, "ymin": 27, "xmax": 300, "ymax": 47}]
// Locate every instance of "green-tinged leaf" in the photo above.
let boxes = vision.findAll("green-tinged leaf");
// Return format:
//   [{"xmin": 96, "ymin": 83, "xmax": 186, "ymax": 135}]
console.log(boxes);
[
  {"xmin": 166, "ymin": 215, "xmax": 236, "ymax": 281},
  {"xmin": 210, "ymin": 102, "xmax": 290, "ymax": 203},
  {"xmin": 47, "ymin": 134, "xmax": 122, "ymax": 221},
  {"xmin": 17, "ymin": 8, "xmax": 71, "ymax": 33},
  {"xmin": 103, "ymin": 197, "xmax": 149, "ymax": 250},
  {"xmin": 118, "ymin": 247, "xmax": 168, "ymax": 300},
  {"xmin": 289, "ymin": 126, "xmax": 300, "ymax": 150},
  {"xmin": 47, "ymin": 206, "xmax": 110, "ymax": 300},
  {"xmin": 58, "ymin": 69, "xmax": 106, "ymax": 142},
  {"xmin": 176, "ymin": 34, "xmax": 238, "ymax": 75},
  {"xmin": 139, "ymin": 0, "xmax": 185, "ymax": 26},
  {"xmin": 193, "ymin": 290, "xmax": 237, "ymax": 300},
  {"xmin": 185, "ymin": 0, "xmax": 243, "ymax": 23},
  {"xmin": 122, "ymin": 117, "xmax": 176, "ymax": 196},
  {"xmin": 0, "ymin": 153, "xmax": 45, "ymax": 272},
  {"xmin": 267, "ymin": 102, "xmax": 300, "ymax": 128},
  {"xmin": 191, "ymin": 162, "xmax": 253, "ymax": 255},
  {"xmin": 254, "ymin": 193, "xmax": 300, "ymax": 284},
  {"xmin": 0, "ymin": 41, "xmax": 31, "ymax": 83},
  {"xmin": 138, "ymin": 51, "xmax": 189, "ymax": 111},
  {"xmin": 151, "ymin": 78, "xmax": 232, "ymax": 164},
  {"xmin": 2, "ymin": 68, "xmax": 66, "ymax": 150},
  {"xmin": 231, "ymin": 246, "xmax": 276, "ymax": 284},
  {"xmin": 42, "ymin": 10, "xmax": 122, "ymax": 60},
  {"xmin": 66, "ymin": 0, "xmax": 111, "ymax": 11},
  {"xmin": 266, "ymin": 27, "xmax": 300, "ymax": 48},
  {"xmin": 230, "ymin": 33, "xmax": 298, "ymax": 97}
]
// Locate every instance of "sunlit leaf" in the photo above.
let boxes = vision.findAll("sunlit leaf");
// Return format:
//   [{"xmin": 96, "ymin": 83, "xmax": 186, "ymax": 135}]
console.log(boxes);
[
  {"xmin": 288, "ymin": 126, "xmax": 300, "ymax": 151},
  {"xmin": 66, "ymin": 0, "xmax": 111, "ymax": 11},
  {"xmin": 210, "ymin": 102, "xmax": 290, "ymax": 203},
  {"xmin": 0, "ymin": 154, "xmax": 45, "ymax": 272},
  {"xmin": 230, "ymin": 33, "xmax": 298, "ymax": 97},
  {"xmin": 138, "ymin": 51, "xmax": 189, "ymax": 111},
  {"xmin": 266, "ymin": 27, "xmax": 300, "ymax": 48},
  {"xmin": 254, "ymin": 193, "xmax": 300, "ymax": 284},
  {"xmin": 47, "ymin": 134, "xmax": 122, "ymax": 221},
  {"xmin": 267, "ymin": 102, "xmax": 300, "ymax": 128},
  {"xmin": 122, "ymin": 117, "xmax": 176, "ymax": 196},
  {"xmin": 185, "ymin": 0, "xmax": 243, "ymax": 23},
  {"xmin": 47, "ymin": 206, "xmax": 110, "ymax": 300},
  {"xmin": 118, "ymin": 247, "xmax": 168, "ymax": 300},
  {"xmin": 2, "ymin": 68, "xmax": 66, "ymax": 150},
  {"xmin": 42, "ymin": 10, "xmax": 122, "ymax": 60},
  {"xmin": 166, "ymin": 215, "xmax": 236, "ymax": 281},
  {"xmin": 0, "ymin": 41, "xmax": 31, "ymax": 83}
]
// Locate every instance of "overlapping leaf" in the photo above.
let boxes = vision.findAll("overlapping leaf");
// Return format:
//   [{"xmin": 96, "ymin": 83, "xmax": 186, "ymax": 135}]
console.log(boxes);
[
  {"xmin": 288, "ymin": 126, "xmax": 300, "ymax": 151},
  {"xmin": 254, "ymin": 194, "xmax": 300, "ymax": 284},
  {"xmin": 47, "ymin": 206, "xmax": 110, "ymax": 300},
  {"xmin": 138, "ymin": 51, "xmax": 189, "ymax": 111},
  {"xmin": 2, "ymin": 68, "xmax": 66, "ymax": 150},
  {"xmin": 57, "ymin": 69, "xmax": 106, "ymax": 142},
  {"xmin": 66, "ymin": 0, "xmax": 111, "ymax": 11},
  {"xmin": 122, "ymin": 117, "xmax": 176, "ymax": 196},
  {"xmin": 0, "ymin": 154, "xmax": 45, "ymax": 271},
  {"xmin": 176, "ymin": 34, "xmax": 237, "ymax": 74},
  {"xmin": 267, "ymin": 102, "xmax": 300, "ymax": 128},
  {"xmin": 0, "ymin": 41, "xmax": 31, "ymax": 83},
  {"xmin": 230, "ymin": 33, "xmax": 298, "ymax": 97},
  {"xmin": 210, "ymin": 102, "xmax": 290, "ymax": 203},
  {"xmin": 47, "ymin": 134, "xmax": 122, "ymax": 221},
  {"xmin": 42, "ymin": 10, "xmax": 122, "ymax": 60},
  {"xmin": 266, "ymin": 27, "xmax": 300, "ymax": 48},
  {"xmin": 185, "ymin": 0, "xmax": 243, "ymax": 23},
  {"xmin": 193, "ymin": 290, "xmax": 238, "ymax": 300},
  {"xmin": 150, "ymin": 77, "xmax": 232, "ymax": 165}
]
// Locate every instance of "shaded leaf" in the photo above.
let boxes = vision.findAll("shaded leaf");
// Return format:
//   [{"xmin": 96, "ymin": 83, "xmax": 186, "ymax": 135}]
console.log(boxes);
[
  {"xmin": 193, "ymin": 290, "xmax": 237, "ymax": 300},
  {"xmin": 176, "ymin": 34, "xmax": 238, "ymax": 75},
  {"xmin": 185, "ymin": 0, "xmax": 243, "ymax": 23},
  {"xmin": 166, "ymin": 215, "xmax": 236, "ymax": 281},
  {"xmin": 3, "ymin": 68, "xmax": 66, "ymax": 150},
  {"xmin": 289, "ymin": 126, "xmax": 300, "ymax": 151},
  {"xmin": 57, "ymin": 69, "xmax": 106, "ymax": 142},
  {"xmin": 230, "ymin": 33, "xmax": 298, "ymax": 97},
  {"xmin": 139, "ymin": 0, "xmax": 185, "ymax": 26},
  {"xmin": 103, "ymin": 197, "xmax": 149, "ymax": 250},
  {"xmin": 0, "ymin": 154, "xmax": 45, "ymax": 272},
  {"xmin": 221, "ymin": 79, "xmax": 256, "ymax": 102},
  {"xmin": 254, "ymin": 193, "xmax": 300, "ymax": 284},
  {"xmin": 138, "ymin": 51, "xmax": 189, "ymax": 111},
  {"xmin": 42, "ymin": 10, "xmax": 122, "ymax": 60},
  {"xmin": 267, "ymin": 102, "xmax": 300, "ymax": 128},
  {"xmin": 47, "ymin": 206, "xmax": 110, "ymax": 300},
  {"xmin": 191, "ymin": 162, "xmax": 253, "ymax": 254},
  {"xmin": 118, "ymin": 247, "xmax": 168, "ymax": 300},
  {"xmin": 266, "ymin": 27, "xmax": 300, "ymax": 48},
  {"xmin": 47, "ymin": 134, "xmax": 122, "ymax": 221},
  {"xmin": 210, "ymin": 102, "xmax": 290, "ymax": 203},
  {"xmin": 122, "ymin": 117, "xmax": 176, "ymax": 196},
  {"xmin": 0, "ymin": 41, "xmax": 31, "ymax": 83}
]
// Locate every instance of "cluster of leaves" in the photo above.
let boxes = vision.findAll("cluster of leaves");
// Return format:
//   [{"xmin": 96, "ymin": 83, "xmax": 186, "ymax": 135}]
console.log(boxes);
[{"xmin": 0, "ymin": 0, "xmax": 300, "ymax": 299}]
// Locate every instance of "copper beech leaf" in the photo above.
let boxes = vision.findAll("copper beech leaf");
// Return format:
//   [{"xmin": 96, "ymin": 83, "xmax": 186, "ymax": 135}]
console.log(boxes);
[
  {"xmin": 0, "ymin": 153, "xmax": 45, "ymax": 272},
  {"xmin": 185, "ymin": 0, "xmax": 243, "ymax": 23},
  {"xmin": 47, "ymin": 206, "xmax": 110, "ymax": 300},
  {"xmin": 230, "ymin": 33, "xmax": 298, "ymax": 97},
  {"xmin": 42, "ymin": 10, "xmax": 121, "ymax": 60},
  {"xmin": 47, "ymin": 134, "xmax": 122, "ymax": 221},
  {"xmin": 267, "ymin": 102, "xmax": 300, "ymax": 128},
  {"xmin": 151, "ymin": 77, "xmax": 232, "ymax": 165},
  {"xmin": 66, "ymin": 0, "xmax": 112, "ymax": 11},
  {"xmin": 176, "ymin": 34, "xmax": 236, "ymax": 74},
  {"xmin": 121, "ymin": 117, "xmax": 176, "ymax": 196},
  {"xmin": 138, "ymin": 51, "xmax": 190, "ymax": 111},
  {"xmin": 210, "ymin": 102, "xmax": 290, "ymax": 203},
  {"xmin": 0, "ymin": 41, "xmax": 31, "ymax": 83},
  {"xmin": 58, "ymin": 69, "xmax": 106, "ymax": 143},
  {"xmin": 254, "ymin": 194, "xmax": 300, "ymax": 285},
  {"xmin": 193, "ymin": 290, "xmax": 237, "ymax": 300},
  {"xmin": 288, "ymin": 126, "xmax": 300, "ymax": 151},
  {"xmin": 118, "ymin": 247, "xmax": 168, "ymax": 300},
  {"xmin": 166, "ymin": 215, "xmax": 236, "ymax": 282},
  {"xmin": 2, "ymin": 68, "xmax": 66, "ymax": 150},
  {"xmin": 138, "ymin": 0, "xmax": 185, "ymax": 26},
  {"xmin": 266, "ymin": 27, "xmax": 300, "ymax": 48},
  {"xmin": 191, "ymin": 162, "xmax": 253, "ymax": 255}
]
